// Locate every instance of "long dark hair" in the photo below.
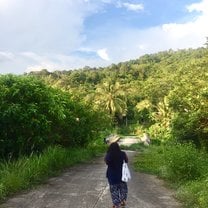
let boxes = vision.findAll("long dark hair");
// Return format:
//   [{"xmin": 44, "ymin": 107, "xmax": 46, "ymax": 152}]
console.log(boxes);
[{"xmin": 107, "ymin": 142, "xmax": 122, "ymax": 162}]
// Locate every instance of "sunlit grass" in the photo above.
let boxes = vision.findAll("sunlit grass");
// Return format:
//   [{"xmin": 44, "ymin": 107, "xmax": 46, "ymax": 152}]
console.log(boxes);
[
  {"xmin": 0, "ymin": 142, "xmax": 106, "ymax": 201},
  {"xmin": 134, "ymin": 143, "xmax": 208, "ymax": 208}
]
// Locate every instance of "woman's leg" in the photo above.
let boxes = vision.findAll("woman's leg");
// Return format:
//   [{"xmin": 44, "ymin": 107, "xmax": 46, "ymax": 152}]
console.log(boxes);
[
  {"xmin": 119, "ymin": 182, "xmax": 128, "ymax": 202},
  {"xmin": 110, "ymin": 184, "xmax": 121, "ymax": 207}
]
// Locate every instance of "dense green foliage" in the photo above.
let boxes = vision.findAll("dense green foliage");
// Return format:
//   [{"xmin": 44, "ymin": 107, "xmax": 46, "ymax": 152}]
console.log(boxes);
[
  {"xmin": 1, "ymin": 47, "xmax": 208, "ymax": 207},
  {"xmin": 0, "ymin": 75, "xmax": 111, "ymax": 158},
  {"xmin": 29, "ymin": 47, "xmax": 208, "ymax": 148}
]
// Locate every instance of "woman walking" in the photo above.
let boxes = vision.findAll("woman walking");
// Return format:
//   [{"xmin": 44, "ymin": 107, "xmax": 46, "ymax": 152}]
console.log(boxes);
[{"xmin": 104, "ymin": 136, "xmax": 128, "ymax": 208}]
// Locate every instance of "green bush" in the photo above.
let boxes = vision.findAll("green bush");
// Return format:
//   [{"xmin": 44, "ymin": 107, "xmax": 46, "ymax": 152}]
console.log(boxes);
[
  {"xmin": 0, "ymin": 75, "xmax": 111, "ymax": 158},
  {"xmin": 168, "ymin": 80, "xmax": 208, "ymax": 149},
  {"xmin": 170, "ymin": 113, "xmax": 205, "ymax": 147},
  {"xmin": 135, "ymin": 143, "xmax": 208, "ymax": 183},
  {"xmin": 163, "ymin": 143, "xmax": 207, "ymax": 182},
  {"xmin": 134, "ymin": 143, "xmax": 208, "ymax": 208},
  {"xmin": 177, "ymin": 178, "xmax": 208, "ymax": 208},
  {"xmin": 148, "ymin": 123, "xmax": 171, "ymax": 142}
]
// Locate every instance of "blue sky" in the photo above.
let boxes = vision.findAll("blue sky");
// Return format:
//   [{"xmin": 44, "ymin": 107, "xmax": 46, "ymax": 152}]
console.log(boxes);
[{"xmin": 0, "ymin": 0, "xmax": 207, "ymax": 74}]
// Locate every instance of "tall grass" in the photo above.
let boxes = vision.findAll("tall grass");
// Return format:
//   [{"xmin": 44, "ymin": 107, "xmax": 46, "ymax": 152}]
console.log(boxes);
[
  {"xmin": 134, "ymin": 143, "xmax": 208, "ymax": 208},
  {"xmin": 0, "ymin": 142, "xmax": 106, "ymax": 201}
]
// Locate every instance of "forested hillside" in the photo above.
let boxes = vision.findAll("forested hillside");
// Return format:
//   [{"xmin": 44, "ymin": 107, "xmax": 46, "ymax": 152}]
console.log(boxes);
[
  {"xmin": 0, "ymin": 47, "xmax": 208, "ymax": 207},
  {"xmin": 28, "ymin": 47, "xmax": 208, "ymax": 149}
]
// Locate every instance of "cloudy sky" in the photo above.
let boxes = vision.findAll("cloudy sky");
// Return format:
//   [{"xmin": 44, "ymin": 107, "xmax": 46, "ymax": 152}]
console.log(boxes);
[{"xmin": 0, "ymin": 0, "xmax": 207, "ymax": 74}]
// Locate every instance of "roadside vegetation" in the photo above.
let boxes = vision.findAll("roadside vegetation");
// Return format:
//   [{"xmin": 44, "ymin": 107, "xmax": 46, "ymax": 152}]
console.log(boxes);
[
  {"xmin": 0, "ymin": 141, "xmax": 106, "ymax": 201},
  {"xmin": 0, "ymin": 46, "xmax": 208, "ymax": 206},
  {"xmin": 134, "ymin": 143, "xmax": 208, "ymax": 208},
  {"xmin": 0, "ymin": 75, "xmax": 109, "ymax": 200}
]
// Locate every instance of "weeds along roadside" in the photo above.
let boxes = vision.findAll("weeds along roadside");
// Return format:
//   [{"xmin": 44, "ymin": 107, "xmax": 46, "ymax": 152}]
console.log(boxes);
[
  {"xmin": 0, "ymin": 141, "xmax": 106, "ymax": 201},
  {"xmin": 133, "ymin": 143, "xmax": 208, "ymax": 208}
]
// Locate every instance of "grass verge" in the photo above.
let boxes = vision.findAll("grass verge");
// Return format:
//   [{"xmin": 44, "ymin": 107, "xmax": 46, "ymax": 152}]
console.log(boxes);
[
  {"xmin": 0, "ymin": 141, "xmax": 106, "ymax": 201},
  {"xmin": 134, "ymin": 143, "xmax": 208, "ymax": 208}
]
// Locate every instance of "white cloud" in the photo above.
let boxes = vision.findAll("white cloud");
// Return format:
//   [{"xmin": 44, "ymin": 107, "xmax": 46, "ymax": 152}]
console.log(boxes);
[
  {"xmin": 24, "ymin": 52, "xmax": 110, "ymax": 73},
  {"xmin": 0, "ymin": 0, "xmax": 97, "ymax": 53},
  {"xmin": 77, "ymin": 47, "xmax": 95, "ymax": 53},
  {"xmin": 121, "ymin": 2, "xmax": 144, "ymax": 12},
  {"xmin": 20, "ymin": 52, "xmax": 46, "ymax": 62},
  {"xmin": 0, "ymin": 51, "xmax": 14, "ymax": 61},
  {"xmin": 101, "ymin": 0, "xmax": 208, "ymax": 63},
  {"xmin": 186, "ymin": 0, "xmax": 208, "ymax": 13},
  {"xmin": 0, "ymin": 0, "xmax": 11, "ymax": 12},
  {"xmin": 161, "ymin": 0, "xmax": 208, "ymax": 47},
  {"xmin": 0, "ymin": 0, "xmax": 207, "ymax": 75},
  {"xmin": 25, "ymin": 62, "xmax": 58, "ymax": 73},
  {"xmin": 101, "ymin": 0, "xmax": 113, "ymax": 3},
  {"xmin": 97, "ymin": 48, "xmax": 110, "ymax": 61},
  {"xmin": 138, "ymin": 44, "xmax": 146, "ymax": 50}
]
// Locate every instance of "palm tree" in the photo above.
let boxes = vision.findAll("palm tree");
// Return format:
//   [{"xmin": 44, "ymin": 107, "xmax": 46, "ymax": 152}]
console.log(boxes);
[
  {"xmin": 136, "ymin": 97, "xmax": 172, "ymax": 127},
  {"xmin": 95, "ymin": 79, "xmax": 127, "ymax": 122}
]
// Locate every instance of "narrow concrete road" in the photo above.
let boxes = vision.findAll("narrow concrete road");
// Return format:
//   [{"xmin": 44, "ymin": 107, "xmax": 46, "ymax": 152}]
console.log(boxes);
[{"xmin": 1, "ymin": 151, "xmax": 180, "ymax": 208}]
